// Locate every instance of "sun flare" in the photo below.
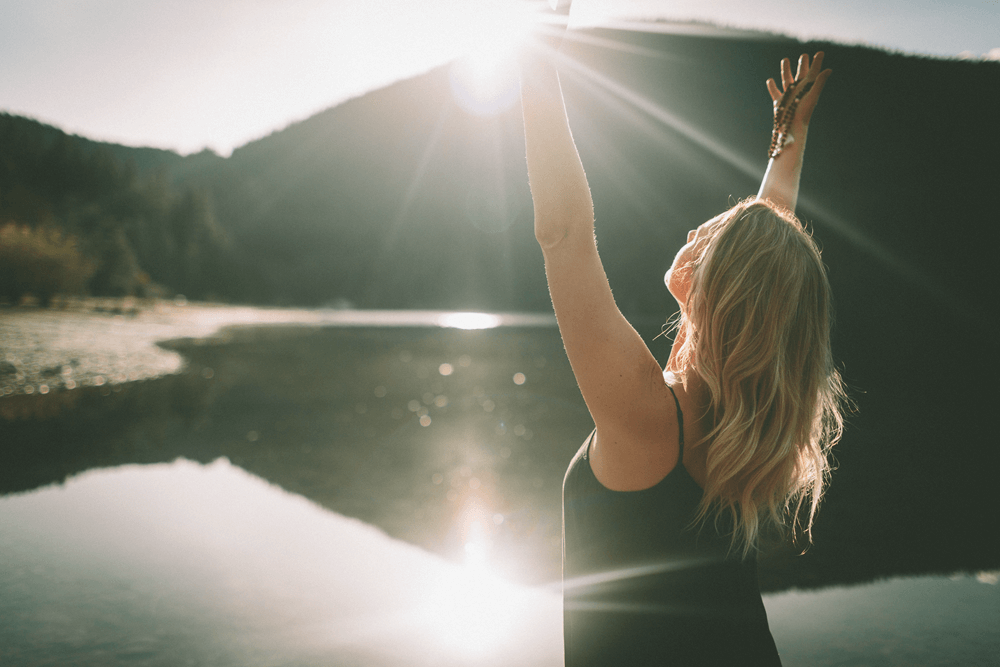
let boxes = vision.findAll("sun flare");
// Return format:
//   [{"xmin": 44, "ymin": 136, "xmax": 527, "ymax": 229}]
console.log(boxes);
[
  {"xmin": 447, "ymin": 1, "xmax": 553, "ymax": 115},
  {"xmin": 454, "ymin": 1, "xmax": 539, "ymax": 69},
  {"xmin": 415, "ymin": 497, "xmax": 523, "ymax": 656}
]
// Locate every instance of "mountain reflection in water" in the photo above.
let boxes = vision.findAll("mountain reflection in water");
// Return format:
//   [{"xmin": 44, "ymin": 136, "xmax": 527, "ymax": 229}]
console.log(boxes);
[
  {"xmin": 0, "ymin": 458, "xmax": 562, "ymax": 667},
  {"xmin": 0, "ymin": 458, "xmax": 996, "ymax": 667}
]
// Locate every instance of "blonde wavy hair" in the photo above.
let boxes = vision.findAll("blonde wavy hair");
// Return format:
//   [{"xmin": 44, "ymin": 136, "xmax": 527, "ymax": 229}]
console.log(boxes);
[{"xmin": 666, "ymin": 198, "xmax": 847, "ymax": 558}]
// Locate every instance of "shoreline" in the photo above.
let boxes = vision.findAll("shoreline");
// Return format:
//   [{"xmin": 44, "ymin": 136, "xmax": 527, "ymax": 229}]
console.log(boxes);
[
  {"xmin": 1, "ymin": 299, "xmax": 557, "ymax": 392},
  {"xmin": 0, "ymin": 298, "xmax": 556, "ymax": 418},
  {"xmin": 0, "ymin": 298, "xmax": 237, "ymax": 400}
]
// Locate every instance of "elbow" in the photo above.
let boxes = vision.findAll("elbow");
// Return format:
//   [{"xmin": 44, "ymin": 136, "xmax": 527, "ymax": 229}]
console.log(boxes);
[
  {"xmin": 535, "ymin": 222, "xmax": 568, "ymax": 249},
  {"xmin": 533, "ymin": 202, "xmax": 593, "ymax": 250}
]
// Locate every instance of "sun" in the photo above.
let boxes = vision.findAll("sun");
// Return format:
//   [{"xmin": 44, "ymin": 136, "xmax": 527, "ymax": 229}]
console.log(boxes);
[{"xmin": 447, "ymin": 1, "xmax": 549, "ymax": 115}]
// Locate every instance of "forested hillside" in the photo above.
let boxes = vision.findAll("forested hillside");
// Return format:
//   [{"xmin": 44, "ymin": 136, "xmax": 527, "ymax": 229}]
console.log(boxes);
[{"xmin": 0, "ymin": 114, "xmax": 256, "ymax": 302}]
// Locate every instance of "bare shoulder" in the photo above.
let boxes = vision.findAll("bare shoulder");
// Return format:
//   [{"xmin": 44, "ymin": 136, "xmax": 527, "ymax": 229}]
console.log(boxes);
[{"xmin": 588, "ymin": 367, "xmax": 681, "ymax": 492}]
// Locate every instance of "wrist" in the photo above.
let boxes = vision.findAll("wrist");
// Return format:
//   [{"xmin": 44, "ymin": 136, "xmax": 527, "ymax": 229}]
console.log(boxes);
[{"xmin": 769, "ymin": 122, "xmax": 809, "ymax": 161}]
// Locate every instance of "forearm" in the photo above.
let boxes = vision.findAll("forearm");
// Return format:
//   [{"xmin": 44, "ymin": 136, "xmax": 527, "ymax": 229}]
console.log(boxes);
[
  {"xmin": 520, "ymin": 57, "xmax": 594, "ymax": 249},
  {"xmin": 757, "ymin": 126, "xmax": 808, "ymax": 213}
]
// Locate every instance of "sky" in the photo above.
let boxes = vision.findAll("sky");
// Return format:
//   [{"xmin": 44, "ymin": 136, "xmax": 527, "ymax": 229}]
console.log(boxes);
[{"xmin": 1, "ymin": 0, "xmax": 997, "ymax": 156}]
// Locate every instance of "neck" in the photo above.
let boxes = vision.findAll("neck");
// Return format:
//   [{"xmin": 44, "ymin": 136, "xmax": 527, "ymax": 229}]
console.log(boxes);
[
  {"xmin": 666, "ymin": 317, "xmax": 686, "ymax": 372},
  {"xmin": 666, "ymin": 323, "xmax": 712, "ymax": 418}
]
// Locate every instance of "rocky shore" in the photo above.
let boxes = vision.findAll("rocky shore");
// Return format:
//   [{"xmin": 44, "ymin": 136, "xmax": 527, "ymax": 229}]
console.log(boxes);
[
  {"xmin": 0, "ymin": 298, "xmax": 303, "ymax": 419},
  {"xmin": 0, "ymin": 299, "xmax": 556, "ymax": 420}
]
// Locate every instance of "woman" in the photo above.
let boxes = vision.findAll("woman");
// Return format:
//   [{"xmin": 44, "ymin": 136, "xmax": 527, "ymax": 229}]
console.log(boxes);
[{"xmin": 521, "ymin": 27, "xmax": 846, "ymax": 667}]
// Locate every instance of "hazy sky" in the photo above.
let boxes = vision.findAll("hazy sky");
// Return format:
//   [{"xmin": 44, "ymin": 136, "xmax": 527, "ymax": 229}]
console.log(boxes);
[{"xmin": 1, "ymin": 0, "xmax": 996, "ymax": 155}]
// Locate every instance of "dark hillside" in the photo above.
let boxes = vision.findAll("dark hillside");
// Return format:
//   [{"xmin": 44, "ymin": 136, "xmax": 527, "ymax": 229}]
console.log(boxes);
[
  {"xmin": 203, "ymin": 70, "xmax": 539, "ymax": 309},
  {"xmin": 0, "ymin": 114, "xmax": 252, "ymax": 300},
  {"xmin": 188, "ymin": 28, "xmax": 999, "ymax": 321}
]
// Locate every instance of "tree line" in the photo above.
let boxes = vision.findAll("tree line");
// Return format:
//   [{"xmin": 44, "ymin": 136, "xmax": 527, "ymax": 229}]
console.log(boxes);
[{"xmin": 0, "ymin": 113, "xmax": 257, "ymax": 304}]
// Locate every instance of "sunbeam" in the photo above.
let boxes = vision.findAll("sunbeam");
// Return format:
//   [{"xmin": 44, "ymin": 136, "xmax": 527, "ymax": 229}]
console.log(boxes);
[
  {"xmin": 558, "ymin": 558, "xmax": 731, "ymax": 617},
  {"xmin": 559, "ymin": 53, "xmax": 761, "ymax": 182},
  {"xmin": 795, "ymin": 193, "xmax": 955, "ymax": 308},
  {"xmin": 552, "ymin": 36, "xmax": 937, "ymax": 303},
  {"xmin": 561, "ymin": 558, "xmax": 717, "ymax": 594}
]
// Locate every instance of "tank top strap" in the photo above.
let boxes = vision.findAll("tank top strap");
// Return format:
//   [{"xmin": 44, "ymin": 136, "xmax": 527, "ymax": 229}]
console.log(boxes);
[{"xmin": 666, "ymin": 384, "xmax": 685, "ymax": 459}]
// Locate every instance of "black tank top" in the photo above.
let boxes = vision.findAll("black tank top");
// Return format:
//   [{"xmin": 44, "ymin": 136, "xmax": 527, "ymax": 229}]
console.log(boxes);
[{"xmin": 562, "ymin": 385, "xmax": 782, "ymax": 666}]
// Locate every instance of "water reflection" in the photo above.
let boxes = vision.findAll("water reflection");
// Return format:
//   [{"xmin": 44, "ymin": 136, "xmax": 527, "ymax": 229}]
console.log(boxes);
[
  {"xmin": 766, "ymin": 574, "xmax": 1000, "ymax": 666},
  {"xmin": 0, "ymin": 458, "xmax": 562, "ymax": 667},
  {"xmin": 1, "ymin": 458, "xmax": 995, "ymax": 666},
  {"xmin": 1, "ymin": 320, "xmax": 586, "ymax": 584}
]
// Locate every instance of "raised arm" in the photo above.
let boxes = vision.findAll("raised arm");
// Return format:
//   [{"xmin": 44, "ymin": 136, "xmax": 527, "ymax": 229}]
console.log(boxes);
[
  {"xmin": 757, "ymin": 52, "xmax": 832, "ymax": 212},
  {"xmin": 521, "ymin": 36, "xmax": 675, "ymax": 486}
]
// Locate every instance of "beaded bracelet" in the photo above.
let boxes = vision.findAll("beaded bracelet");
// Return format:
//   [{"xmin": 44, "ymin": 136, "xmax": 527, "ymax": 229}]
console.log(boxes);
[{"xmin": 768, "ymin": 80, "xmax": 814, "ymax": 159}]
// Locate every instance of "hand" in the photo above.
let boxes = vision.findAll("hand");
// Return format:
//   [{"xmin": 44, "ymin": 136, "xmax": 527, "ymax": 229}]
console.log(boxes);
[
  {"xmin": 758, "ymin": 53, "xmax": 829, "ymax": 206},
  {"xmin": 766, "ymin": 52, "xmax": 832, "ymax": 130}
]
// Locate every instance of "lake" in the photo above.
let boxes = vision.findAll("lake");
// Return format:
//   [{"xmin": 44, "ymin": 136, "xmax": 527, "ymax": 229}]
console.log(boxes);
[{"xmin": 1, "ymin": 304, "xmax": 997, "ymax": 665}]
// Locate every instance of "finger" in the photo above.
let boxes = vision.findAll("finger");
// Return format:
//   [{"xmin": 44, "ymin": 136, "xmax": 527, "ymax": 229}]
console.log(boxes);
[
  {"xmin": 780, "ymin": 58, "xmax": 794, "ymax": 89},
  {"xmin": 810, "ymin": 51, "xmax": 825, "ymax": 77},
  {"xmin": 766, "ymin": 78, "xmax": 782, "ymax": 101},
  {"xmin": 798, "ymin": 69, "xmax": 832, "ymax": 123},
  {"xmin": 802, "ymin": 52, "xmax": 825, "ymax": 85},
  {"xmin": 794, "ymin": 53, "xmax": 808, "ymax": 81},
  {"xmin": 808, "ymin": 68, "xmax": 832, "ymax": 100}
]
